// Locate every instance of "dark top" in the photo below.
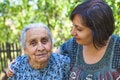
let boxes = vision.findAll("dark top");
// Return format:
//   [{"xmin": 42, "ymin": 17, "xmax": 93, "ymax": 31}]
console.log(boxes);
[{"xmin": 60, "ymin": 35, "xmax": 120, "ymax": 80}]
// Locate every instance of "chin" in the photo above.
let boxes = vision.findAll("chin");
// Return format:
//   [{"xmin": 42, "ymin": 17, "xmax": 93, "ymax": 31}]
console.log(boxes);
[
  {"xmin": 76, "ymin": 41, "xmax": 82, "ymax": 44},
  {"xmin": 36, "ymin": 54, "xmax": 50, "ymax": 61},
  {"xmin": 37, "ymin": 57, "xmax": 49, "ymax": 63}
]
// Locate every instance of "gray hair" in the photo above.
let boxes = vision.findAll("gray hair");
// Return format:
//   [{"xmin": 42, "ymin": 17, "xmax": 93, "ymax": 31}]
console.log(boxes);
[{"xmin": 20, "ymin": 23, "xmax": 53, "ymax": 49}]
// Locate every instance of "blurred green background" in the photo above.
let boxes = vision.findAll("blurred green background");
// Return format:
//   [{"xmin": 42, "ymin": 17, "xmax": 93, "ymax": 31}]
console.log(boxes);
[{"xmin": 0, "ymin": 0, "xmax": 120, "ymax": 48}]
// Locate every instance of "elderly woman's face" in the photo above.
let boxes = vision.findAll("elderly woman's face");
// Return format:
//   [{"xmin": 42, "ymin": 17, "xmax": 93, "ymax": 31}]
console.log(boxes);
[{"xmin": 24, "ymin": 27, "xmax": 52, "ymax": 64}]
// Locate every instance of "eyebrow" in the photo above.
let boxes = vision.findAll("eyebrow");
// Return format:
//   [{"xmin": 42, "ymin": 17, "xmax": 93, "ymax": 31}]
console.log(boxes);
[
  {"xmin": 27, "ymin": 36, "xmax": 49, "ymax": 42},
  {"xmin": 73, "ymin": 24, "xmax": 79, "ymax": 27},
  {"xmin": 27, "ymin": 39, "xmax": 36, "ymax": 43},
  {"xmin": 73, "ymin": 24, "xmax": 83, "ymax": 29},
  {"xmin": 41, "ymin": 37, "xmax": 49, "ymax": 40}
]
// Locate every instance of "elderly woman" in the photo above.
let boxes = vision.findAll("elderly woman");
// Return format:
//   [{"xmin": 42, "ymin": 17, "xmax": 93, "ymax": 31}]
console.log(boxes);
[{"xmin": 7, "ymin": 23, "xmax": 70, "ymax": 80}]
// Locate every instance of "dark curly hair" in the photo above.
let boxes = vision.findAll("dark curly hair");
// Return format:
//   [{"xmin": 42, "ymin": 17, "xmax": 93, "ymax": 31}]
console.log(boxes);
[{"xmin": 70, "ymin": 0, "xmax": 115, "ymax": 48}]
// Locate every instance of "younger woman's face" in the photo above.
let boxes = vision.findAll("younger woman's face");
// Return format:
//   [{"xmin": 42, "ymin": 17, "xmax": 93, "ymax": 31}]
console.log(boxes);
[{"xmin": 71, "ymin": 14, "xmax": 93, "ymax": 45}]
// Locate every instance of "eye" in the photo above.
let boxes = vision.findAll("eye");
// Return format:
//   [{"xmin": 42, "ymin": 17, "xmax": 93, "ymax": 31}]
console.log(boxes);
[
  {"xmin": 30, "ymin": 40, "xmax": 37, "ymax": 46},
  {"xmin": 73, "ymin": 25, "xmax": 82, "ymax": 31},
  {"xmin": 77, "ymin": 28, "xmax": 82, "ymax": 31},
  {"xmin": 41, "ymin": 38, "xmax": 48, "ymax": 44}
]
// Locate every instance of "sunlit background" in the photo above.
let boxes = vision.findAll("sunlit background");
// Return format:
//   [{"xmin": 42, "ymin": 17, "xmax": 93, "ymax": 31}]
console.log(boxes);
[{"xmin": 0, "ymin": 0, "xmax": 120, "ymax": 79}]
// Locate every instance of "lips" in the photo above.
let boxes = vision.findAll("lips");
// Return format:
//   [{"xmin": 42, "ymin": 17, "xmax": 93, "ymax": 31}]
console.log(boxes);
[
  {"xmin": 75, "ymin": 37, "xmax": 81, "ymax": 41},
  {"xmin": 35, "ymin": 53, "xmax": 47, "ymax": 58}
]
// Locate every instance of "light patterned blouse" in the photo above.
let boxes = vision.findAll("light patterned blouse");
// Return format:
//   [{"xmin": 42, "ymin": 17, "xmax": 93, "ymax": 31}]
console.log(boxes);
[{"xmin": 8, "ymin": 53, "xmax": 70, "ymax": 80}]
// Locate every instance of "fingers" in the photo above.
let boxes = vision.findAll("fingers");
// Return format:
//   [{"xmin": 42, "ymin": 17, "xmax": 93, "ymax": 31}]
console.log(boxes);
[
  {"xmin": 11, "ymin": 59, "xmax": 15, "ymax": 64},
  {"xmin": 6, "ymin": 68, "xmax": 14, "ymax": 77},
  {"xmin": 6, "ymin": 59, "xmax": 15, "ymax": 77}
]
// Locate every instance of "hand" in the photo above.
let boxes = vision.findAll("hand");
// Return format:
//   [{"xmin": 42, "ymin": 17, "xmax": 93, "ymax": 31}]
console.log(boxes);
[
  {"xmin": 53, "ymin": 47, "xmax": 60, "ymax": 53},
  {"xmin": 6, "ymin": 60, "xmax": 15, "ymax": 77},
  {"xmin": 6, "ymin": 68, "xmax": 14, "ymax": 77}
]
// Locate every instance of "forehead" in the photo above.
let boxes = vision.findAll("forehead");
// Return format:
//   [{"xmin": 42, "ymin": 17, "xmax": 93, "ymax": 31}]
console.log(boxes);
[
  {"xmin": 73, "ymin": 15, "xmax": 84, "ymax": 23},
  {"xmin": 73, "ymin": 14, "xmax": 88, "ymax": 28},
  {"xmin": 26, "ymin": 27, "xmax": 49, "ymax": 39}
]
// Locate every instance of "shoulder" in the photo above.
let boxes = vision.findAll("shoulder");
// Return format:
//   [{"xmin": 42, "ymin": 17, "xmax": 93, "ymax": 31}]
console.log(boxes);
[
  {"xmin": 15, "ymin": 55, "xmax": 27, "ymax": 60},
  {"xmin": 112, "ymin": 35, "xmax": 120, "ymax": 51},
  {"xmin": 60, "ymin": 37, "xmax": 78, "ymax": 55},
  {"xmin": 60, "ymin": 38, "xmax": 77, "ymax": 48},
  {"xmin": 10, "ymin": 55, "xmax": 28, "ymax": 72},
  {"xmin": 47, "ymin": 53, "xmax": 70, "ymax": 79},
  {"xmin": 51, "ymin": 53, "xmax": 70, "ymax": 63},
  {"xmin": 50, "ymin": 53, "xmax": 70, "ymax": 66},
  {"xmin": 114, "ymin": 35, "xmax": 120, "ymax": 46},
  {"xmin": 50, "ymin": 53, "xmax": 70, "ymax": 71},
  {"xmin": 111, "ymin": 35, "xmax": 120, "ymax": 68},
  {"xmin": 60, "ymin": 38, "xmax": 82, "ymax": 64},
  {"xmin": 14, "ymin": 55, "xmax": 28, "ymax": 64}
]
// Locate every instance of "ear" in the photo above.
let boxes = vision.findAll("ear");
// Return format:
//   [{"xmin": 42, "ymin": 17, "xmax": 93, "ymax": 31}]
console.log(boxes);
[{"xmin": 24, "ymin": 48, "xmax": 27, "ymax": 53}]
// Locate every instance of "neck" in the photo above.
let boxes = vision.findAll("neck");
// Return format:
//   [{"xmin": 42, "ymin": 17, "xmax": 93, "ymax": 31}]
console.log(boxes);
[
  {"xmin": 83, "ymin": 43, "xmax": 97, "ymax": 52},
  {"xmin": 83, "ymin": 37, "xmax": 110, "ymax": 55},
  {"xmin": 29, "ymin": 59, "xmax": 48, "ymax": 69}
]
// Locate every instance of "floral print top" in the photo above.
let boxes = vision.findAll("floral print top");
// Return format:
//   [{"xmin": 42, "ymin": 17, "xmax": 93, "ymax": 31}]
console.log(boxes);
[{"xmin": 8, "ymin": 53, "xmax": 70, "ymax": 80}]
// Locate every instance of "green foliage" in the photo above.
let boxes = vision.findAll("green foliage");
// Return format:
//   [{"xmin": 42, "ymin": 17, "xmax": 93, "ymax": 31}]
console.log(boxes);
[
  {"xmin": 104, "ymin": 0, "xmax": 120, "ymax": 35},
  {"xmin": 0, "ymin": 0, "xmax": 120, "ymax": 48}
]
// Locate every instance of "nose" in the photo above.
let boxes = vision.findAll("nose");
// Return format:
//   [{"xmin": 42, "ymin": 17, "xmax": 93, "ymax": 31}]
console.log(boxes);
[
  {"xmin": 71, "ymin": 27, "xmax": 76, "ymax": 36},
  {"xmin": 37, "ymin": 42, "xmax": 45, "ymax": 51}
]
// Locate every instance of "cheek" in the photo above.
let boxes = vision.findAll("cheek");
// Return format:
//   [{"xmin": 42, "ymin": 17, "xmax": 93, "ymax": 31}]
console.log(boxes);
[
  {"xmin": 83, "ymin": 32, "xmax": 93, "ymax": 43},
  {"xmin": 25, "ymin": 46, "xmax": 37, "ymax": 54},
  {"xmin": 77, "ymin": 32, "xmax": 87, "ymax": 39},
  {"xmin": 45, "ymin": 43, "xmax": 52, "ymax": 52},
  {"xmin": 77, "ymin": 31, "xmax": 92, "ymax": 41}
]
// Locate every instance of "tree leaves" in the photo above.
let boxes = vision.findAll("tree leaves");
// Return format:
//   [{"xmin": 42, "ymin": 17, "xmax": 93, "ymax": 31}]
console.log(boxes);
[{"xmin": 0, "ymin": 0, "xmax": 120, "ymax": 47}]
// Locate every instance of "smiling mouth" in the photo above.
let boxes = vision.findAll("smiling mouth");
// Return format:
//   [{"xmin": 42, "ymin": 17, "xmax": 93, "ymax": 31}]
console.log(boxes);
[
  {"xmin": 75, "ymin": 38, "xmax": 80, "ymax": 41},
  {"xmin": 36, "ymin": 53, "xmax": 47, "ymax": 58}
]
